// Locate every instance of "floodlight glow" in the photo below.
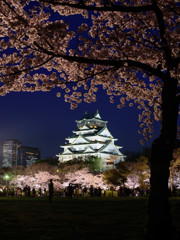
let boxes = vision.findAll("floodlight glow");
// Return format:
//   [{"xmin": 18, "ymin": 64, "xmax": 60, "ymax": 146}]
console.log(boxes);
[{"xmin": 4, "ymin": 174, "xmax": 9, "ymax": 180}]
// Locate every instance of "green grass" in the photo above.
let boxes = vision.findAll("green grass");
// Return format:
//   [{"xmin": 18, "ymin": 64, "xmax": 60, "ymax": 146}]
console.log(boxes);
[{"xmin": 0, "ymin": 197, "xmax": 180, "ymax": 240}]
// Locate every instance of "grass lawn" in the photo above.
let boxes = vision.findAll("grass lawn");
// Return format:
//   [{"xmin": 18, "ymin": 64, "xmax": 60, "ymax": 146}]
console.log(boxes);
[{"xmin": 0, "ymin": 197, "xmax": 180, "ymax": 240}]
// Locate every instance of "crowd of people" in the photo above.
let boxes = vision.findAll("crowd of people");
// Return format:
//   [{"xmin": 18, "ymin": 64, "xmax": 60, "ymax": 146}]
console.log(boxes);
[
  {"xmin": 0, "ymin": 185, "xmax": 47, "ymax": 197},
  {"xmin": 0, "ymin": 181, "xmax": 180, "ymax": 198},
  {"xmin": 0, "ymin": 182, "xmax": 149, "ymax": 198}
]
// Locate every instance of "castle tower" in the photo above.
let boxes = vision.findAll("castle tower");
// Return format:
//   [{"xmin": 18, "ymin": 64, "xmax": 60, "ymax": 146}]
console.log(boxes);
[{"xmin": 56, "ymin": 110, "xmax": 125, "ymax": 171}]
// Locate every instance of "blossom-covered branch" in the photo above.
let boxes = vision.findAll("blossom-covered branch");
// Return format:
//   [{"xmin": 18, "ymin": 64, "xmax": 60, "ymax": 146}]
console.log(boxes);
[
  {"xmin": 0, "ymin": 0, "xmax": 179, "ymax": 143},
  {"xmin": 39, "ymin": 0, "xmax": 155, "ymax": 12}
]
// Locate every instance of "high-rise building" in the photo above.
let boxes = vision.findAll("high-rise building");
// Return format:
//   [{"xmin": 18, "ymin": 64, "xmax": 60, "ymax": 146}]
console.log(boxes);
[
  {"xmin": 56, "ymin": 110, "xmax": 125, "ymax": 171},
  {"xmin": 2, "ymin": 139, "xmax": 21, "ymax": 168},
  {"xmin": 2, "ymin": 140, "xmax": 40, "ymax": 168},
  {"xmin": 18, "ymin": 146, "xmax": 40, "ymax": 167}
]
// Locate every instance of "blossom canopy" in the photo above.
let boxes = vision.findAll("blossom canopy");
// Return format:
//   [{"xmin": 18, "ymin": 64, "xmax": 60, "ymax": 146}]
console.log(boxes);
[{"xmin": 0, "ymin": 0, "xmax": 179, "ymax": 142}]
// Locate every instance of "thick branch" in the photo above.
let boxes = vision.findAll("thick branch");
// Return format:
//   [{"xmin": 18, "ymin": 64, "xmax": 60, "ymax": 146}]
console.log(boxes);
[
  {"xmin": 40, "ymin": 0, "xmax": 154, "ymax": 12},
  {"xmin": 0, "ymin": 56, "xmax": 54, "ymax": 78},
  {"xmin": 34, "ymin": 42, "xmax": 165, "ymax": 79},
  {"xmin": 152, "ymin": 0, "xmax": 174, "ymax": 69},
  {"xmin": 2, "ymin": 0, "xmax": 16, "ymax": 13}
]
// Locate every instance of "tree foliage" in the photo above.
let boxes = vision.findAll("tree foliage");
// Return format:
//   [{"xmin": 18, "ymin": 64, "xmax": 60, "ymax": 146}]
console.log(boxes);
[
  {"xmin": 58, "ymin": 156, "xmax": 102, "ymax": 174},
  {"xmin": 103, "ymin": 161, "xmax": 130, "ymax": 186},
  {"xmin": 36, "ymin": 157, "xmax": 59, "ymax": 166},
  {"xmin": 0, "ymin": 0, "xmax": 179, "ymax": 143},
  {"xmin": 86, "ymin": 156, "xmax": 103, "ymax": 172},
  {"xmin": 169, "ymin": 154, "xmax": 180, "ymax": 192},
  {"xmin": 132, "ymin": 156, "xmax": 150, "ymax": 189},
  {"xmin": 24, "ymin": 162, "xmax": 57, "ymax": 175},
  {"xmin": 58, "ymin": 157, "xmax": 89, "ymax": 175},
  {"xmin": 124, "ymin": 147, "xmax": 151, "ymax": 162}
]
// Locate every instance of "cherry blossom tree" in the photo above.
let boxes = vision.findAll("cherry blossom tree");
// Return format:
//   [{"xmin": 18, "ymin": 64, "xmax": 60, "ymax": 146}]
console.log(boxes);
[
  {"xmin": 169, "ymin": 157, "xmax": 180, "ymax": 193},
  {"xmin": 11, "ymin": 171, "xmax": 61, "ymax": 190},
  {"xmin": 0, "ymin": 0, "xmax": 179, "ymax": 239},
  {"xmin": 10, "ymin": 168, "xmax": 108, "ymax": 190},
  {"xmin": 133, "ymin": 156, "xmax": 150, "ymax": 189},
  {"xmin": 62, "ymin": 168, "xmax": 107, "ymax": 188}
]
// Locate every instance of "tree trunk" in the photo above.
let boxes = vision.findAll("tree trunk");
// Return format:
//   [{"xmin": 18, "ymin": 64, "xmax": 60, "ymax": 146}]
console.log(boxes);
[
  {"xmin": 146, "ymin": 138, "xmax": 174, "ymax": 239},
  {"xmin": 145, "ymin": 76, "xmax": 179, "ymax": 240}
]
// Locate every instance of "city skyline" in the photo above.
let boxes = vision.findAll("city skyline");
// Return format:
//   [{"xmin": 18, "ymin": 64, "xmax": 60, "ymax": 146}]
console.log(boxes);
[{"xmin": 0, "ymin": 88, "xmax": 160, "ymax": 161}]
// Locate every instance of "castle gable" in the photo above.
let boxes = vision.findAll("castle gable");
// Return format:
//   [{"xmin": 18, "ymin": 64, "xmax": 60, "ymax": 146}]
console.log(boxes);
[
  {"xmin": 97, "ymin": 127, "xmax": 113, "ymax": 138},
  {"xmin": 80, "ymin": 125, "xmax": 90, "ymax": 130},
  {"xmin": 94, "ymin": 111, "xmax": 101, "ymax": 119},
  {"xmin": 84, "ymin": 146, "xmax": 96, "ymax": 153},
  {"xmin": 72, "ymin": 135, "xmax": 90, "ymax": 145},
  {"xmin": 99, "ymin": 141, "xmax": 121, "ymax": 155},
  {"xmin": 62, "ymin": 148, "xmax": 72, "ymax": 155}
]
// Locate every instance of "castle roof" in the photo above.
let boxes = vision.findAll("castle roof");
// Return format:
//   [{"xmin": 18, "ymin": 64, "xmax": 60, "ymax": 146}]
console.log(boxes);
[{"xmin": 76, "ymin": 110, "xmax": 107, "ymax": 123}]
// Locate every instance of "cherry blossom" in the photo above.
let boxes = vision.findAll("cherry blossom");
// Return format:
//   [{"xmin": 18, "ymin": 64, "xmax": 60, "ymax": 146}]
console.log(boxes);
[
  {"xmin": 0, "ymin": 0, "xmax": 179, "ymax": 143},
  {"xmin": 10, "ymin": 168, "xmax": 109, "ymax": 190}
]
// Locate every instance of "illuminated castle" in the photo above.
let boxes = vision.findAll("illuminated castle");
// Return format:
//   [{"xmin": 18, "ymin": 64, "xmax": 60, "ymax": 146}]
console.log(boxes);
[{"xmin": 56, "ymin": 110, "xmax": 125, "ymax": 171}]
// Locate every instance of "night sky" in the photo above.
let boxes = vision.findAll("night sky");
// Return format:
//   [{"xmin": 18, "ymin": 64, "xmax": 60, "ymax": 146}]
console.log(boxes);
[
  {"xmin": 0, "ymin": 88, "xmax": 160, "ymax": 161},
  {"xmin": 0, "ymin": 2, "xmax": 163, "ymax": 163}
]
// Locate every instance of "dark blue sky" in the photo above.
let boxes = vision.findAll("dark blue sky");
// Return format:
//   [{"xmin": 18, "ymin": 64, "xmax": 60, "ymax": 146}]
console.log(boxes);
[
  {"xmin": 0, "ymin": 3, "xmax": 162, "ymax": 161},
  {"xmin": 0, "ymin": 88, "xmax": 160, "ymax": 159}
]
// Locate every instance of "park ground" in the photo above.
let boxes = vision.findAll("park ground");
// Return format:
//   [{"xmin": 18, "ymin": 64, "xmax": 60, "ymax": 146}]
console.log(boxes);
[{"xmin": 0, "ymin": 197, "xmax": 180, "ymax": 240}]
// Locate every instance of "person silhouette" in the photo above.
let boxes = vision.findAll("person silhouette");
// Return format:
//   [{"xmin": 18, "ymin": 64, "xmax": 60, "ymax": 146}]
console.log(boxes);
[
  {"xmin": 48, "ymin": 179, "xmax": 54, "ymax": 202},
  {"xmin": 68, "ymin": 183, "xmax": 73, "ymax": 199}
]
